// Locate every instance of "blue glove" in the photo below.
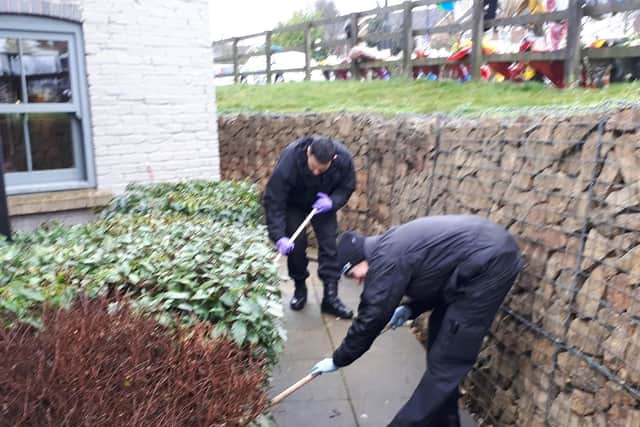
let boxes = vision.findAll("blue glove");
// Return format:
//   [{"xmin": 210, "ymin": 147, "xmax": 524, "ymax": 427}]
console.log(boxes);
[
  {"xmin": 276, "ymin": 237, "xmax": 294, "ymax": 255},
  {"xmin": 387, "ymin": 305, "xmax": 412, "ymax": 330},
  {"xmin": 311, "ymin": 357, "xmax": 337, "ymax": 376},
  {"xmin": 312, "ymin": 192, "xmax": 333, "ymax": 214}
]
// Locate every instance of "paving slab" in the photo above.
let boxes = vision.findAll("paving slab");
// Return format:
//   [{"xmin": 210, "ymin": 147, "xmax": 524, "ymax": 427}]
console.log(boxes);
[
  {"xmin": 271, "ymin": 400, "xmax": 356, "ymax": 427},
  {"xmin": 270, "ymin": 359, "xmax": 349, "ymax": 402},
  {"xmin": 270, "ymin": 260, "xmax": 478, "ymax": 427},
  {"xmin": 350, "ymin": 398, "xmax": 409, "ymax": 426},
  {"xmin": 337, "ymin": 334, "xmax": 425, "ymax": 402},
  {"xmin": 277, "ymin": 328, "xmax": 335, "ymax": 363}
]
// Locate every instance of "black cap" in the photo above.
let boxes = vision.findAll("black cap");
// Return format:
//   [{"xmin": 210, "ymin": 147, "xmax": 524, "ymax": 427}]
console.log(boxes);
[{"xmin": 337, "ymin": 231, "xmax": 366, "ymax": 276}]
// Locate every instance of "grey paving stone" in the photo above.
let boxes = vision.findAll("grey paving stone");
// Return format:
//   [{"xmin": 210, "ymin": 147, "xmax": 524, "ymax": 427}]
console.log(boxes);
[
  {"xmin": 368, "ymin": 327, "xmax": 428, "ymax": 356},
  {"xmin": 351, "ymin": 398, "xmax": 478, "ymax": 427},
  {"xmin": 272, "ymin": 400, "xmax": 356, "ymax": 427},
  {"xmin": 335, "ymin": 277, "xmax": 364, "ymax": 304},
  {"xmin": 270, "ymin": 260, "xmax": 478, "ymax": 427},
  {"xmin": 322, "ymin": 313, "xmax": 352, "ymax": 341},
  {"xmin": 281, "ymin": 304, "xmax": 326, "ymax": 331},
  {"xmin": 278, "ymin": 329, "xmax": 334, "ymax": 362},
  {"xmin": 350, "ymin": 398, "xmax": 408, "ymax": 426},
  {"xmin": 339, "ymin": 345, "xmax": 424, "ymax": 401},
  {"xmin": 269, "ymin": 360, "xmax": 348, "ymax": 402}
]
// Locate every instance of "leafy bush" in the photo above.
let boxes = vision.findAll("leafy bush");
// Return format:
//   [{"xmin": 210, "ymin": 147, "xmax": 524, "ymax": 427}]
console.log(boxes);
[
  {"xmin": 0, "ymin": 297, "xmax": 269, "ymax": 427},
  {"xmin": 0, "ymin": 181, "xmax": 284, "ymax": 362},
  {"xmin": 101, "ymin": 180, "xmax": 263, "ymax": 226}
]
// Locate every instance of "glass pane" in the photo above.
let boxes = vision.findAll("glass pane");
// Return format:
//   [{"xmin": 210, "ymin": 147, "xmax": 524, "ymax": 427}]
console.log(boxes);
[
  {"xmin": 0, "ymin": 38, "xmax": 23, "ymax": 103},
  {"xmin": 28, "ymin": 113, "xmax": 74, "ymax": 170},
  {"xmin": 21, "ymin": 39, "xmax": 71, "ymax": 103},
  {"xmin": 0, "ymin": 114, "xmax": 27, "ymax": 172}
]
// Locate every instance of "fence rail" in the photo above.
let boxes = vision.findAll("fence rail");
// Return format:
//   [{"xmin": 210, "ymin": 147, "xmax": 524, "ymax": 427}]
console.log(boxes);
[{"xmin": 213, "ymin": 0, "xmax": 640, "ymax": 86}]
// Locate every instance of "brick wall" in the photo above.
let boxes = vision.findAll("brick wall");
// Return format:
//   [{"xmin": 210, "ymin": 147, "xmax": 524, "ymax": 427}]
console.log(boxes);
[
  {"xmin": 81, "ymin": 0, "xmax": 219, "ymax": 193},
  {"xmin": 1, "ymin": 0, "xmax": 220, "ymax": 194}
]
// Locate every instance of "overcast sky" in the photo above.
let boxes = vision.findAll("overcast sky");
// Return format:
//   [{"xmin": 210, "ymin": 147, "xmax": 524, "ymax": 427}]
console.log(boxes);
[{"xmin": 208, "ymin": 0, "xmax": 404, "ymax": 41}]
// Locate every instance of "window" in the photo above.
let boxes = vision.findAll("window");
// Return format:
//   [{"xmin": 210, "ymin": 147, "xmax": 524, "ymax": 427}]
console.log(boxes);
[{"xmin": 0, "ymin": 16, "xmax": 94, "ymax": 195}]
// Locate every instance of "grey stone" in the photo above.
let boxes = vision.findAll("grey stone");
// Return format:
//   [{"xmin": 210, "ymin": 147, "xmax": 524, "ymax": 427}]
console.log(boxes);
[
  {"xmin": 576, "ymin": 265, "xmax": 609, "ymax": 318},
  {"xmin": 567, "ymin": 318, "xmax": 608, "ymax": 356},
  {"xmin": 570, "ymin": 389, "xmax": 596, "ymax": 416},
  {"xmin": 605, "ymin": 183, "xmax": 640, "ymax": 214},
  {"xmin": 581, "ymin": 229, "xmax": 614, "ymax": 271},
  {"xmin": 272, "ymin": 400, "xmax": 356, "ymax": 427},
  {"xmin": 616, "ymin": 245, "xmax": 640, "ymax": 280}
]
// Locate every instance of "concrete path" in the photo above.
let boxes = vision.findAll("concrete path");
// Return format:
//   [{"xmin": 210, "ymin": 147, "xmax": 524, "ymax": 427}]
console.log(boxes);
[{"xmin": 269, "ymin": 262, "xmax": 477, "ymax": 427}]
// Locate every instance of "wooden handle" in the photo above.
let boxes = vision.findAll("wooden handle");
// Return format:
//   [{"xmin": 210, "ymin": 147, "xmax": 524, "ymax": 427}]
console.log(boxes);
[
  {"xmin": 274, "ymin": 209, "xmax": 317, "ymax": 264},
  {"xmin": 270, "ymin": 373, "xmax": 317, "ymax": 406}
]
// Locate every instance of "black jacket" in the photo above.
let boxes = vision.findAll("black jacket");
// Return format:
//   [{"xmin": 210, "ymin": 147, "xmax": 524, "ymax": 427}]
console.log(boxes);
[
  {"xmin": 263, "ymin": 137, "xmax": 356, "ymax": 242},
  {"xmin": 332, "ymin": 215, "xmax": 523, "ymax": 367}
]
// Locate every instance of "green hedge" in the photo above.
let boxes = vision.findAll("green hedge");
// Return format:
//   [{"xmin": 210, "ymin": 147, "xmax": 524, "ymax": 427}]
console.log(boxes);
[
  {"xmin": 101, "ymin": 180, "xmax": 264, "ymax": 225},
  {"xmin": 0, "ymin": 180, "xmax": 284, "ymax": 362}
]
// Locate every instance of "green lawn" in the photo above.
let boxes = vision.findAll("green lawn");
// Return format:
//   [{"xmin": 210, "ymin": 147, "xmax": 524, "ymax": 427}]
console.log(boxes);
[{"xmin": 216, "ymin": 80, "xmax": 640, "ymax": 116}]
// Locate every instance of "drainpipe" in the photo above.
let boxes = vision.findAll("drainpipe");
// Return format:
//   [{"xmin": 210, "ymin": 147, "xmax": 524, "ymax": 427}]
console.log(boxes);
[{"xmin": 0, "ymin": 156, "xmax": 12, "ymax": 241}]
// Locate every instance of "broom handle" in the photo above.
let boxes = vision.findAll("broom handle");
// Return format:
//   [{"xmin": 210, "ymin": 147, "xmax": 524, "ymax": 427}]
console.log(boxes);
[
  {"xmin": 269, "ymin": 322, "xmax": 414, "ymax": 407},
  {"xmin": 270, "ymin": 373, "xmax": 317, "ymax": 406},
  {"xmin": 274, "ymin": 209, "xmax": 317, "ymax": 265}
]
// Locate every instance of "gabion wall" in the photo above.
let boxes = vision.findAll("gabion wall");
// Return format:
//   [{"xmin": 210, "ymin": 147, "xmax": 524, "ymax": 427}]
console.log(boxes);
[{"xmin": 218, "ymin": 108, "xmax": 640, "ymax": 426}]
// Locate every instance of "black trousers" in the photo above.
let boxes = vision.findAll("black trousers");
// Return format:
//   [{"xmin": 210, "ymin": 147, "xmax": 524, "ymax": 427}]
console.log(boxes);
[
  {"xmin": 389, "ymin": 250, "xmax": 522, "ymax": 427},
  {"xmin": 285, "ymin": 207, "xmax": 340, "ymax": 286}
]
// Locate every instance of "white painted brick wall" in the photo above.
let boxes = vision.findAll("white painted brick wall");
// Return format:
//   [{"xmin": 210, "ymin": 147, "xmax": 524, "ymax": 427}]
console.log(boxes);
[{"xmin": 80, "ymin": 0, "xmax": 219, "ymax": 193}]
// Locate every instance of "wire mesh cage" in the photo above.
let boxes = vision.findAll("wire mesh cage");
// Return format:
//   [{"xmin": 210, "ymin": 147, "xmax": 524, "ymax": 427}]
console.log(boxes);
[{"xmin": 217, "ymin": 104, "xmax": 640, "ymax": 426}]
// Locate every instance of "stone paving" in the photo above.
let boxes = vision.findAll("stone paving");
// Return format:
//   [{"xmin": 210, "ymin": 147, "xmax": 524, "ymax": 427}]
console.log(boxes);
[{"xmin": 269, "ymin": 262, "xmax": 477, "ymax": 427}]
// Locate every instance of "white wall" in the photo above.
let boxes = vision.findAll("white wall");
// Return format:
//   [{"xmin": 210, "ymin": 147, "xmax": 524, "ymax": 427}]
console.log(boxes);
[{"xmin": 81, "ymin": 0, "xmax": 219, "ymax": 193}]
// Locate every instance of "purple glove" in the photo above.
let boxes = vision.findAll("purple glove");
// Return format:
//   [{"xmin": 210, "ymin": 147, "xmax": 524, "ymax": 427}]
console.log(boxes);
[
  {"xmin": 276, "ymin": 237, "xmax": 294, "ymax": 255},
  {"xmin": 312, "ymin": 192, "xmax": 333, "ymax": 214}
]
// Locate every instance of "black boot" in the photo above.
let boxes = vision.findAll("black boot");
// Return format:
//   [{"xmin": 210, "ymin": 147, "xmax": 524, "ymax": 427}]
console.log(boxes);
[
  {"xmin": 290, "ymin": 281, "xmax": 307, "ymax": 311},
  {"xmin": 321, "ymin": 282, "xmax": 353, "ymax": 319}
]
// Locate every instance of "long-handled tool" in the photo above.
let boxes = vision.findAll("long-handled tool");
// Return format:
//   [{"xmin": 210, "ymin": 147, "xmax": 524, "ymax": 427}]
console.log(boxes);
[
  {"xmin": 269, "ymin": 320, "xmax": 413, "ymax": 407},
  {"xmin": 273, "ymin": 208, "xmax": 317, "ymax": 265},
  {"xmin": 268, "ymin": 208, "xmax": 318, "ymax": 408},
  {"xmin": 269, "ymin": 372, "xmax": 319, "ymax": 407}
]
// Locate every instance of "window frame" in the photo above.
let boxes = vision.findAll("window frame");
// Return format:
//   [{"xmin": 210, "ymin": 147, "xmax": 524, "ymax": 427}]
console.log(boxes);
[{"xmin": 1, "ymin": 15, "xmax": 95, "ymax": 196}]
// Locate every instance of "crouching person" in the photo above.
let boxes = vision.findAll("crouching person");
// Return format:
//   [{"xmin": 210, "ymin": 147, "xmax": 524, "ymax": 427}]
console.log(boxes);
[{"xmin": 311, "ymin": 215, "xmax": 524, "ymax": 426}]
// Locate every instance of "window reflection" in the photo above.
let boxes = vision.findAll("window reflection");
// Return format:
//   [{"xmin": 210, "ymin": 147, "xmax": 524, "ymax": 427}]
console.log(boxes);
[
  {"xmin": 0, "ymin": 114, "xmax": 27, "ymax": 172},
  {"xmin": 29, "ymin": 113, "xmax": 74, "ymax": 170},
  {"xmin": 21, "ymin": 39, "xmax": 71, "ymax": 103},
  {"xmin": 0, "ymin": 38, "xmax": 22, "ymax": 103}
]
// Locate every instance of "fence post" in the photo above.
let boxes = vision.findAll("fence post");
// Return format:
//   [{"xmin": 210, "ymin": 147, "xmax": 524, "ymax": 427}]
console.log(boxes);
[
  {"xmin": 232, "ymin": 38, "xmax": 239, "ymax": 84},
  {"xmin": 470, "ymin": 0, "xmax": 484, "ymax": 80},
  {"xmin": 402, "ymin": 1, "xmax": 413, "ymax": 78},
  {"xmin": 564, "ymin": 0, "xmax": 583, "ymax": 87},
  {"xmin": 265, "ymin": 31, "xmax": 272, "ymax": 84},
  {"xmin": 0, "ymin": 157, "xmax": 11, "ymax": 241},
  {"xmin": 349, "ymin": 13, "xmax": 359, "ymax": 80},
  {"xmin": 304, "ymin": 23, "xmax": 312, "ymax": 81}
]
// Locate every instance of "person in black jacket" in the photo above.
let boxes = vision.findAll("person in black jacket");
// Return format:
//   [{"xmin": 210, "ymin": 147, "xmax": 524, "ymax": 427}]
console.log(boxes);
[
  {"xmin": 311, "ymin": 215, "xmax": 524, "ymax": 427},
  {"xmin": 264, "ymin": 135, "xmax": 356, "ymax": 319}
]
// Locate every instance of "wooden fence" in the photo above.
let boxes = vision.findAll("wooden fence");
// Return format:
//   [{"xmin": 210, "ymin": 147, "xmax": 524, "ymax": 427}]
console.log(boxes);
[{"xmin": 212, "ymin": 0, "xmax": 640, "ymax": 86}]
